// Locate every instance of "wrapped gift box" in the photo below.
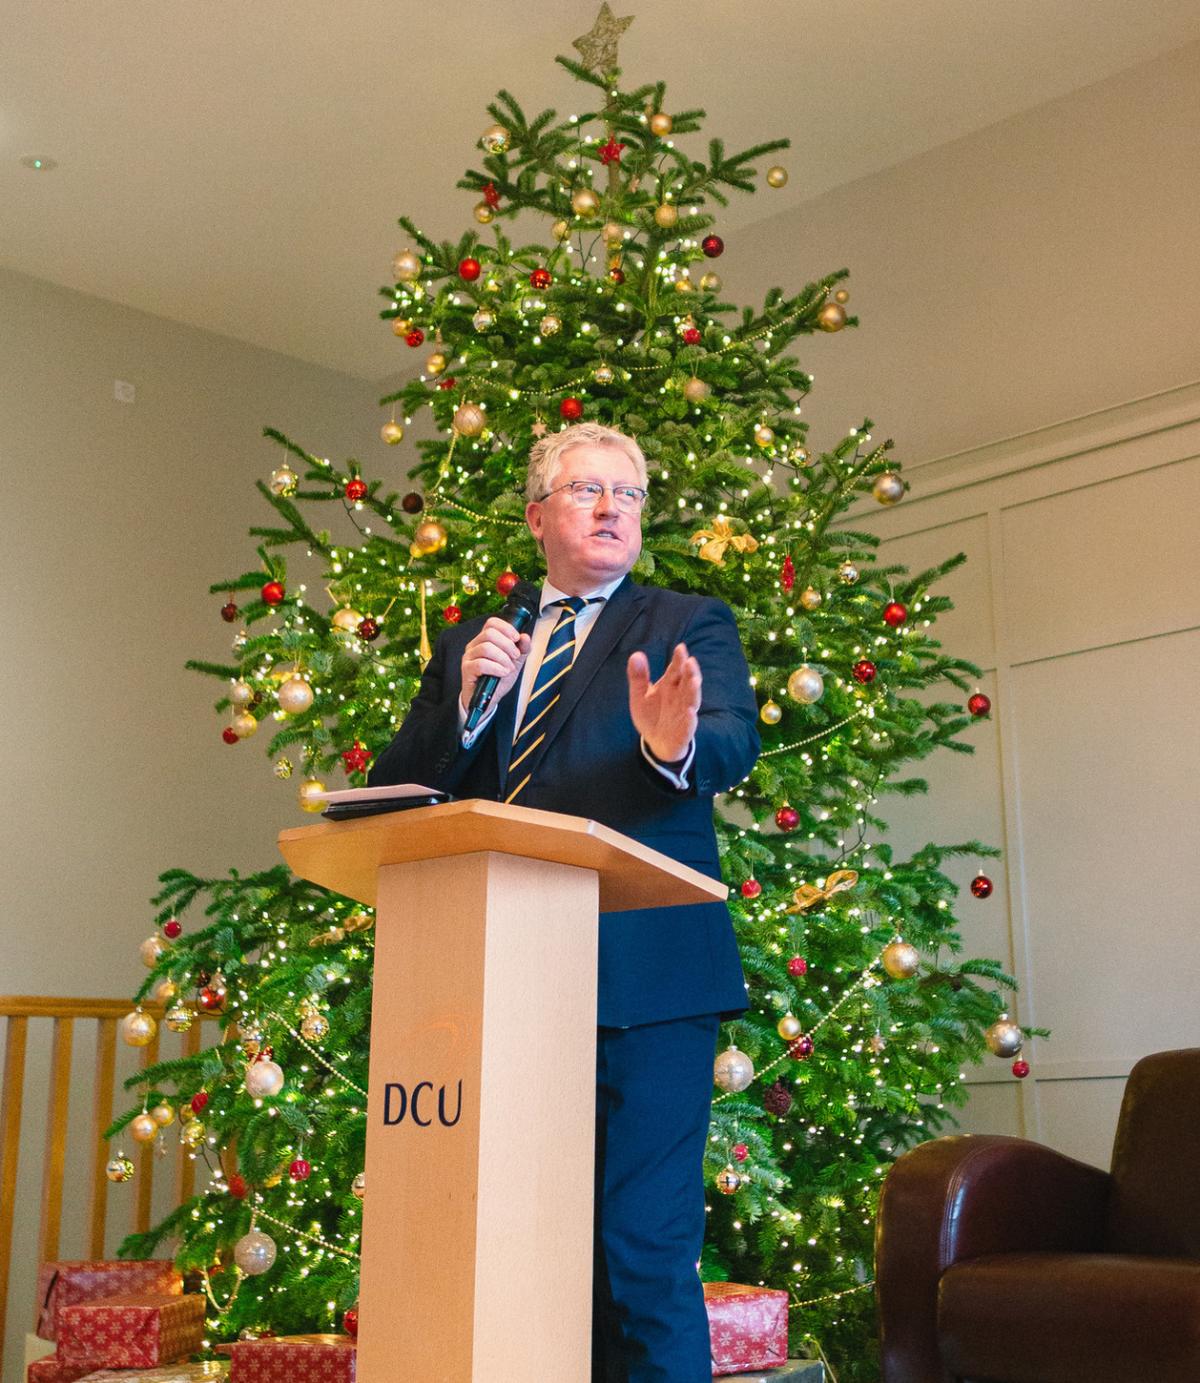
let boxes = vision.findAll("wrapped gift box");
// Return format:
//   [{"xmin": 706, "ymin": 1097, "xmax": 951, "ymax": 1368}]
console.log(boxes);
[
  {"xmin": 37, "ymin": 1261, "xmax": 182, "ymax": 1341},
  {"xmin": 229, "ymin": 1333, "xmax": 355, "ymax": 1383},
  {"xmin": 58, "ymin": 1292, "xmax": 205, "ymax": 1369},
  {"xmin": 705, "ymin": 1281, "xmax": 790, "ymax": 1375},
  {"xmin": 27, "ymin": 1358, "xmax": 95, "ymax": 1383},
  {"xmin": 77, "ymin": 1364, "xmax": 229, "ymax": 1382}
]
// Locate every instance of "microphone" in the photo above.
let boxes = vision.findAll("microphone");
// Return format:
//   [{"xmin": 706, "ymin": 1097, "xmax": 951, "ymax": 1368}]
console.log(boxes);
[{"xmin": 464, "ymin": 580, "xmax": 542, "ymax": 733}]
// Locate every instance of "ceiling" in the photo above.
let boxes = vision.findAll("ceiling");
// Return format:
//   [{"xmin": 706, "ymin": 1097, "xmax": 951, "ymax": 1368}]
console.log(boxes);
[{"xmin": 4, "ymin": 0, "xmax": 1199, "ymax": 382}]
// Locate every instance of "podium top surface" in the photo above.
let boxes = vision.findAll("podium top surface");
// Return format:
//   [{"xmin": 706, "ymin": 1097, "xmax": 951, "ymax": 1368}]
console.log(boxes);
[{"xmin": 278, "ymin": 798, "xmax": 728, "ymax": 913}]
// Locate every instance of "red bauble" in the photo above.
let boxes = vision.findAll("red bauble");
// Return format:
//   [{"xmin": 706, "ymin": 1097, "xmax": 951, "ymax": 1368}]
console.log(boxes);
[
  {"xmin": 608, "ymin": 266, "xmax": 625, "ymax": 285},
  {"xmin": 220, "ymin": 600, "xmax": 239, "ymax": 623},
  {"xmin": 341, "ymin": 741, "xmax": 371, "ymax": 774},
  {"xmin": 560, "ymin": 397, "xmax": 583, "ymax": 420},
  {"xmin": 437, "ymin": 376, "xmax": 456, "ymax": 390},
  {"xmin": 163, "ymin": 918, "xmax": 182, "ymax": 940},
  {"xmin": 227, "ymin": 1174, "xmax": 248, "ymax": 1200},
  {"xmin": 458, "ymin": 257, "xmax": 481, "ymax": 281},
  {"xmin": 968, "ymin": 692, "xmax": 992, "ymax": 718},
  {"xmin": 763, "ymin": 1080, "xmax": 792, "ymax": 1116},
  {"xmin": 190, "ymin": 1091, "xmax": 209, "ymax": 1114},
  {"xmin": 740, "ymin": 879, "xmax": 762, "ymax": 900},
  {"xmin": 482, "ymin": 181, "xmax": 501, "ymax": 208},
  {"xmin": 788, "ymin": 1035, "xmax": 815, "ymax": 1061},
  {"xmin": 198, "ymin": 986, "xmax": 224, "ymax": 1012},
  {"xmin": 401, "ymin": 491, "xmax": 424, "ymax": 514},
  {"xmin": 775, "ymin": 805, "xmax": 800, "ymax": 832},
  {"xmin": 787, "ymin": 955, "xmax": 808, "ymax": 978},
  {"xmin": 496, "ymin": 570, "xmax": 519, "ymax": 596},
  {"xmin": 222, "ymin": 727, "xmax": 239, "ymax": 745},
  {"xmin": 852, "ymin": 659, "xmax": 877, "ymax": 684},
  {"xmin": 261, "ymin": 580, "xmax": 285, "ymax": 606},
  {"xmin": 701, "ymin": 235, "xmax": 725, "ymax": 258},
  {"xmin": 288, "ymin": 1158, "xmax": 312, "ymax": 1183},
  {"xmin": 883, "ymin": 601, "xmax": 908, "ymax": 627},
  {"xmin": 405, "ymin": 328, "xmax": 425, "ymax": 347},
  {"xmin": 1012, "ymin": 1059, "xmax": 1030, "ymax": 1079},
  {"xmin": 682, "ymin": 327, "xmax": 702, "ymax": 345},
  {"xmin": 529, "ymin": 268, "xmax": 552, "ymax": 290},
  {"xmin": 781, "ymin": 555, "xmax": 795, "ymax": 592},
  {"xmin": 443, "ymin": 605, "xmax": 462, "ymax": 624},
  {"xmin": 971, "ymin": 874, "xmax": 994, "ymax": 899},
  {"xmin": 344, "ymin": 478, "xmax": 367, "ymax": 502},
  {"xmin": 357, "ymin": 617, "xmax": 380, "ymax": 642},
  {"xmin": 343, "ymin": 1308, "xmax": 359, "ymax": 1340},
  {"xmin": 732, "ymin": 1143, "xmax": 749, "ymax": 1163}
]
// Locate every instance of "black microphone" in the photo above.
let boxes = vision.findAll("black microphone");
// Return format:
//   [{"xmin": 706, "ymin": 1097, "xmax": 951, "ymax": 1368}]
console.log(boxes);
[{"xmin": 464, "ymin": 580, "xmax": 542, "ymax": 733}]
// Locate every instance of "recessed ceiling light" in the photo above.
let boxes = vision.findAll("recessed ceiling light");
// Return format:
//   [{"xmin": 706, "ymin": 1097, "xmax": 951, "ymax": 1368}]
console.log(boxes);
[{"xmin": 21, "ymin": 155, "xmax": 58, "ymax": 171}]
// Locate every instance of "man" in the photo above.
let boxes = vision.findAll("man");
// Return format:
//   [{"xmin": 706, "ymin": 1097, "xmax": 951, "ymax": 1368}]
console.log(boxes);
[{"xmin": 370, "ymin": 422, "xmax": 759, "ymax": 1381}]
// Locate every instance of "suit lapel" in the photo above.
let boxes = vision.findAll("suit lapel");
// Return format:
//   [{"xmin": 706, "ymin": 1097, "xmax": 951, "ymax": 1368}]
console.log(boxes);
[{"xmin": 517, "ymin": 577, "xmax": 647, "ymax": 787}]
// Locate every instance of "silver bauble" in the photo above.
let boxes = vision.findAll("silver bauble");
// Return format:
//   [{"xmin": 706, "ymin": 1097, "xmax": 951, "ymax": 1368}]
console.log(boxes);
[
  {"xmin": 277, "ymin": 675, "xmax": 314, "ymax": 715},
  {"xmin": 787, "ymin": 665, "xmax": 825, "ymax": 705},
  {"xmin": 713, "ymin": 1047, "xmax": 755, "ymax": 1093},
  {"xmin": 246, "ymin": 1059, "xmax": 285, "ymax": 1099},
  {"xmin": 985, "ymin": 1018, "xmax": 1024, "ymax": 1058},
  {"xmin": 873, "ymin": 471, "xmax": 905, "ymax": 506},
  {"xmin": 838, "ymin": 561, "xmax": 860, "ymax": 585},
  {"xmin": 140, "ymin": 934, "xmax": 166, "ymax": 968},
  {"xmin": 230, "ymin": 680, "xmax": 254, "ymax": 707},
  {"xmin": 480, "ymin": 122, "xmax": 510, "ymax": 154},
  {"xmin": 392, "ymin": 249, "xmax": 421, "ymax": 282},
  {"xmin": 106, "ymin": 1154, "xmax": 135, "ymax": 1183},
  {"xmin": 234, "ymin": 1229, "xmax": 278, "ymax": 1276}
]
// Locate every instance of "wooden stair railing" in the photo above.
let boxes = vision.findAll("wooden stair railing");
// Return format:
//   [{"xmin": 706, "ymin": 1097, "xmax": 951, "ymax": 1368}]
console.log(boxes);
[{"xmin": 0, "ymin": 996, "xmax": 214, "ymax": 1350}]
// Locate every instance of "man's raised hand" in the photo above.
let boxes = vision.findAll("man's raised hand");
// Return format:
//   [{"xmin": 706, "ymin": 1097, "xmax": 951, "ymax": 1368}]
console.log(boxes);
[{"xmin": 627, "ymin": 643, "xmax": 701, "ymax": 764}]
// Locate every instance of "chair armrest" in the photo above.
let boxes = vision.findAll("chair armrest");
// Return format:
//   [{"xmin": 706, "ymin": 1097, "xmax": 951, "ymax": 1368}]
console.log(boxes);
[{"xmin": 875, "ymin": 1135, "xmax": 1111, "ymax": 1383}]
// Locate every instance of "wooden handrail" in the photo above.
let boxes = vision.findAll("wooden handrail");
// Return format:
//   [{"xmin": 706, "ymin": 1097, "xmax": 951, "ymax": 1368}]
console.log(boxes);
[{"xmin": 0, "ymin": 996, "xmax": 218, "ymax": 1352}]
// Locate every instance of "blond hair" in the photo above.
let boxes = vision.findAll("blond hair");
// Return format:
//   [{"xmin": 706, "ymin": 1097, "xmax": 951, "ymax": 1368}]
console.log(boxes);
[{"xmin": 525, "ymin": 423, "xmax": 648, "ymax": 502}]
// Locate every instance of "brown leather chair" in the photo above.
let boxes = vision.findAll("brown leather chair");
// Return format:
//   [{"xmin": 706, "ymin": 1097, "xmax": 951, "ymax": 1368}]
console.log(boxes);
[{"xmin": 874, "ymin": 1048, "xmax": 1200, "ymax": 1382}]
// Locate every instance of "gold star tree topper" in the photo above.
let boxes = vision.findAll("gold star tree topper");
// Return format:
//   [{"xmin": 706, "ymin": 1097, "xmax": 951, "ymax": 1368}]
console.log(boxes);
[{"xmin": 573, "ymin": 3, "xmax": 634, "ymax": 72}]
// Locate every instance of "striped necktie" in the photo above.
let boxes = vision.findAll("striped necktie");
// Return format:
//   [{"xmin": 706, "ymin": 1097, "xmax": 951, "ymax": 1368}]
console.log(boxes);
[{"xmin": 505, "ymin": 597, "xmax": 591, "ymax": 804}]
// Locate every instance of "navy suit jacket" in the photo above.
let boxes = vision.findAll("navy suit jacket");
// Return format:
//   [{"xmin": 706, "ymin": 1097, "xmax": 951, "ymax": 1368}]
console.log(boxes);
[{"xmin": 369, "ymin": 575, "xmax": 759, "ymax": 1027}]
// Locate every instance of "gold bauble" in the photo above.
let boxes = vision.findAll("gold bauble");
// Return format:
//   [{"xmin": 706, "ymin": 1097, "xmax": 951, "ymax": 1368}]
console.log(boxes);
[
  {"xmin": 392, "ymin": 250, "xmax": 421, "ymax": 282},
  {"xmin": 571, "ymin": 187, "xmax": 600, "ymax": 218},
  {"xmin": 539, "ymin": 313, "xmax": 562, "ymax": 337},
  {"xmin": 649, "ymin": 112, "xmax": 673, "ymax": 137},
  {"xmin": 881, "ymin": 940, "xmax": 920, "ymax": 980},
  {"xmin": 301, "ymin": 1011, "xmax": 330, "ymax": 1042},
  {"xmin": 552, "ymin": 219, "xmax": 572, "ymax": 242},
  {"xmin": 390, "ymin": 317, "xmax": 413, "ymax": 337},
  {"xmin": 673, "ymin": 276, "xmax": 693, "ymax": 294},
  {"xmin": 274, "ymin": 758, "xmax": 293, "ymax": 780},
  {"xmin": 277, "ymin": 674, "xmax": 314, "ymax": 716},
  {"xmin": 179, "ymin": 1102, "xmax": 195, "ymax": 1124},
  {"xmin": 872, "ymin": 471, "xmax": 905, "ymax": 506},
  {"xmin": 985, "ymin": 1018, "xmax": 1024, "ymax": 1058},
  {"xmin": 766, "ymin": 165, "xmax": 789, "ymax": 189},
  {"xmin": 121, "ymin": 1009, "xmax": 157, "ymax": 1048},
  {"xmin": 426, "ymin": 351, "xmax": 447, "ymax": 376},
  {"xmin": 760, "ymin": 698, "xmax": 783, "ymax": 726},
  {"xmin": 792, "ymin": 445, "xmax": 811, "ymax": 467},
  {"xmin": 453, "ymin": 402, "xmax": 486, "ymax": 436},
  {"xmin": 800, "ymin": 586, "xmax": 823, "ymax": 612},
  {"xmin": 754, "ymin": 423, "xmax": 776, "ymax": 448},
  {"xmin": 787, "ymin": 664, "xmax": 825, "ymax": 704},
  {"xmin": 153, "ymin": 978, "xmax": 177, "ymax": 1004},
  {"xmin": 699, "ymin": 271, "xmax": 722, "ymax": 293},
  {"xmin": 151, "ymin": 1103, "xmax": 175, "ymax": 1128},
  {"xmin": 230, "ymin": 679, "xmax": 253, "ymax": 707},
  {"xmin": 715, "ymin": 1165, "xmax": 743, "ymax": 1196},
  {"xmin": 471, "ymin": 308, "xmax": 495, "ymax": 333},
  {"xmin": 593, "ymin": 363, "xmax": 615, "ymax": 386},
  {"xmin": 461, "ymin": 574, "xmax": 480, "ymax": 596},
  {"xmin": 106, "ymin": 1154, "xmax": 135, "ymax": 1183},
  {"xmin": 165, "ymin": 1004, "xmax": 195, "ymax": 1033},
  {"xmin": 473, "ymin": 201, "xmax": 494, "ymax": 224},
  {"xmin": 683, "ymin": 377, "xmax": 709, "ymax": 404},
  {"xmin": 776, "ymin": 1014, "xmax": 803, "ymax": 1041},
  {"xmin": 653, "ymin": 203, "xmax": 678, "ymax": 229},
  {"xmin": 299, "ymin": 779, "xmax": 327, "ymax": 814},
  {"xmin": 268, "ymin": 466, "xmax": 298, "ymax": 498},
  {"xmin": 838, "ymin": 560, "xmax": 860, "ymax": 585},
  {"xmin": 869, "ymin": 1033, "xmax": 887, "ymax": 1055},
  {"xmin": 480, "ymin": 123, "xmax": 510, "ymax": 154},
  {"xmin": 602, "ymin": 221, "xmax": 623, "ymax": 246},
  {"xmin": 232, "ymin": 712, "xmax": 258, "ymax": 739},
  {"xmin": 834, "ymin": 288, "xmax": 850, "ymax": 304},
  {"xmin": 181, "ymin": 1119, "xmax": 206, "ymax": 1148},
  {"xmin": 140, "ymin": 934, "xmax": 166, "ymax": 968},
  {"xmin": 413, "ymin": 519, "xmax": 448, "ymax": 555},
  {"xmin": 131, "ymin": 1113, "xmax": 159, "ymax": 1144},
  {"xmin": 332, "ymin": 608, "xmax": 362, "ymax": 636},
  {"xmin": 352, "ymin": 1171, "xmax": 366, "ymax": 1199},
  {"xmin": 817, "ymin": 302, "xmax": 847, "ymax": 332}
]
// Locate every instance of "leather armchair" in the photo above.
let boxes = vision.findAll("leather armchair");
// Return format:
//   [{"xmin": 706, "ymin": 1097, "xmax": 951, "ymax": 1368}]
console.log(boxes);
[{"xmin": 874, "ymin": 1048, "xmax": 1200, "ymax": 1382}]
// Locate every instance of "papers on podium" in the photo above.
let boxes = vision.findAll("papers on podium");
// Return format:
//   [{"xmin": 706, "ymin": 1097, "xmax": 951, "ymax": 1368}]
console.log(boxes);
[{"xmin": 318, "ymin": 783, "xmax": 449, "ymax": 821}]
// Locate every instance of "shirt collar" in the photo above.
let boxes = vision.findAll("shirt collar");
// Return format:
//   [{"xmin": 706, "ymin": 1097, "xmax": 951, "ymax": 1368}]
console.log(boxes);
[{"xmin": 539, "ymin": 573, "xmax": 626, "ymax": 614}]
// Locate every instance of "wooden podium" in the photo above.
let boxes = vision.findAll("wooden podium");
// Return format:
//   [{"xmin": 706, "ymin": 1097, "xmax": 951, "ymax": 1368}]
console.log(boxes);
[{"xmin": 278, "ymin": 798, "xmax": 726, "ymax": 1383}]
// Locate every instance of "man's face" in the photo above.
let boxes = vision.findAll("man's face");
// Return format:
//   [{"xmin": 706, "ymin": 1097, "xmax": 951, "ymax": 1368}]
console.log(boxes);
[{"xmin": 525, "ymin": 444, "xmax": 645, "ymax": 593}]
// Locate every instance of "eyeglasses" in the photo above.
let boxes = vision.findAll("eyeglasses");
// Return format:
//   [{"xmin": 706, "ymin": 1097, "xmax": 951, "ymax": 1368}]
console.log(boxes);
[{"xmin": 538, "ymin": 480, "xmax": 648, "ymax": 513}]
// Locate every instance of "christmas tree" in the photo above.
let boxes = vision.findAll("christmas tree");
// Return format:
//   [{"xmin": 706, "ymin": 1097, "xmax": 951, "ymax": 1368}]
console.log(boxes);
[{"xmin": 110, "ymin": 16, "xmax": 1037, "ymax": 1377}]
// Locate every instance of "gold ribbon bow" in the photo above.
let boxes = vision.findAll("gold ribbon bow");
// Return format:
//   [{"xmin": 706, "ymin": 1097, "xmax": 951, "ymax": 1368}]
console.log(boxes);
[
  {"xmin": 689, "ymin": 515, "xmax": 759, "ymax": 566},
  {"xmin": 786, "ymin": 869, "xmax": 859, "ymax": 914},
  {"xmin": 309, "ymin": 910, "xmax": 376, "ymax": 946}
]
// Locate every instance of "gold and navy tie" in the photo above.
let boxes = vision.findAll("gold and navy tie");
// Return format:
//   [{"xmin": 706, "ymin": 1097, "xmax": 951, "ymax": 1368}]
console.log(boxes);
[{"xmin": 505, "ymin": 597, "xmax": 588, "ymax": 804}]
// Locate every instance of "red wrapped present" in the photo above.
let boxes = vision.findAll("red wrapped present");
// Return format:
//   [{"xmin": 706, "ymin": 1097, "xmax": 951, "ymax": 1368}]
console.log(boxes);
[
  {"xmin": 229, "ymin": 1333, "xmax": 355, "ymax": 1383},
  {"xmin": 705, "ymin": 1281, "xmax": 789, "ymax": 1375},
  {"xmin": 58, "ymin": 1292, "xmax": 205, "ymax": 1369},
  {"xmin": 76, "ymin": 1365, "xmax": 229, "ymax": 1381},
  {"xmin": 37, "ymin": 1260, "xmax": 182, "ymax": 1340},
  {"xmin": 26, "ymin": 1359, "xmax": 95, "ymax": 1383}
]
